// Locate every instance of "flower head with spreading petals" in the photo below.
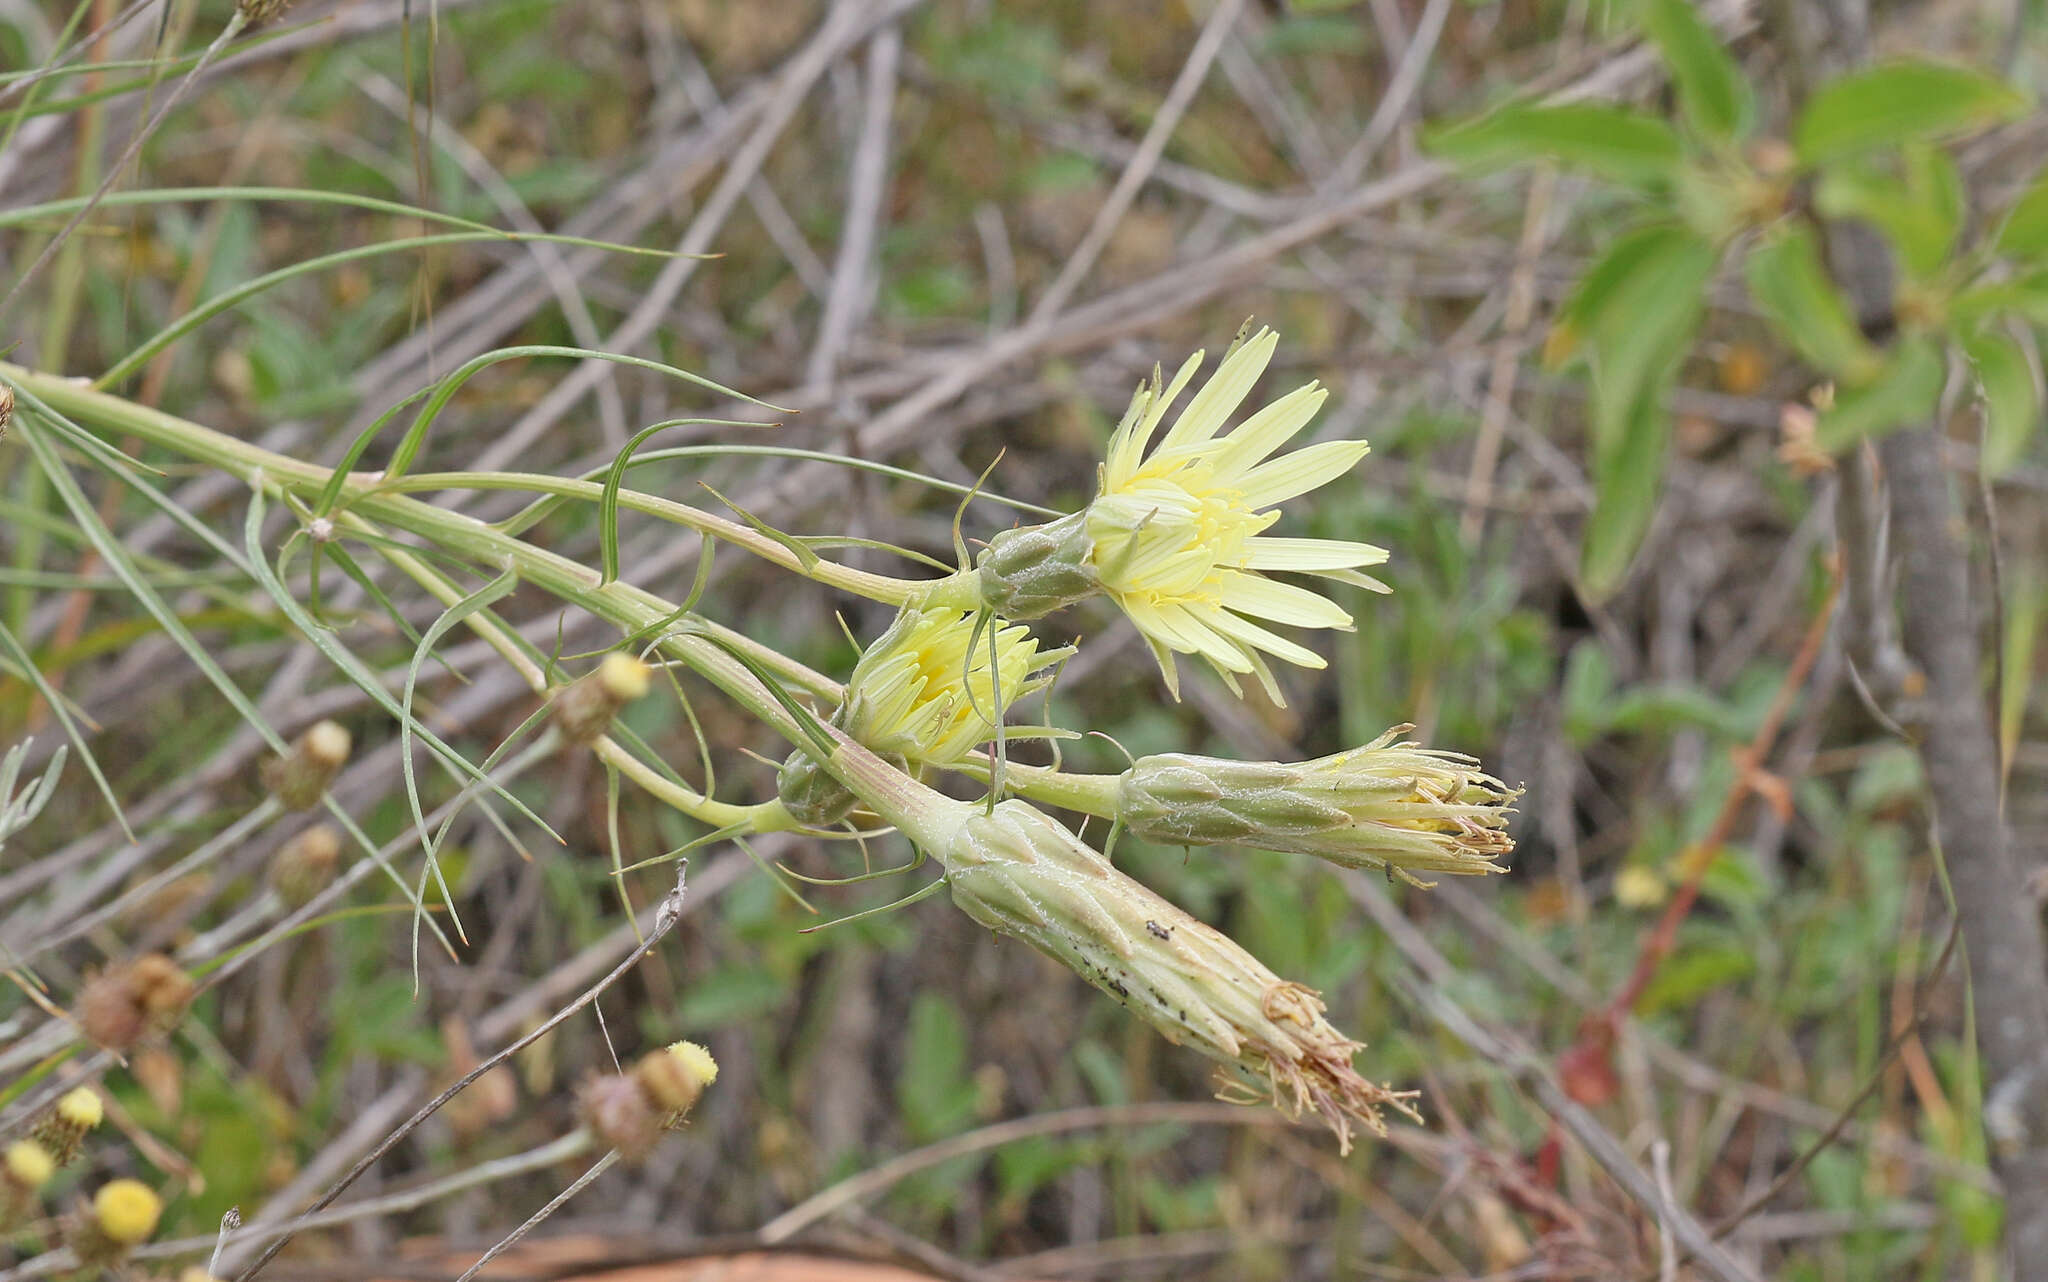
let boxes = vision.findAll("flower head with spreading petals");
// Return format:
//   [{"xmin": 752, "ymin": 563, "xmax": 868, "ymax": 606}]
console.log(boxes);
[{"xmin": 1083, "ymin": 326, "xmax": 1387, "ymax": 702}]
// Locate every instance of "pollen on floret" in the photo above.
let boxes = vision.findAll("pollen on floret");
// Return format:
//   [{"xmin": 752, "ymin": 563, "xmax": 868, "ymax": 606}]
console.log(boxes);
[
  {"xmin": 553, "ymin": 654, "xmax": 654, "ymax": 744},
  {"xmin": 263, "ymin": 720, "xmax": 352, "ymax": 809},
  {"xmin": 4, "ymin": 1140, "xmax": 54, "ymax": 1192},
  {"xmin": 91, "ymin": 1178, "xmax": 162, "ymax": 1244},
  {"xmin": 301, "ymin": 720, "xmax": 352, "ymax": 769},
  {"xmin": 668, "ymin": 1040, "xmax": 718, "ymax": 1087},
  {"xmin": 597, "ymin": 653, "xmax": 653, "ymax": 702}
]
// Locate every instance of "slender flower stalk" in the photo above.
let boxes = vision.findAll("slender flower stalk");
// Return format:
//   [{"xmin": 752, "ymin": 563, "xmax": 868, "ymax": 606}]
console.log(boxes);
[{"xmin": 976, "ymin": 326, "xmax": 1388, "ymax": 702}]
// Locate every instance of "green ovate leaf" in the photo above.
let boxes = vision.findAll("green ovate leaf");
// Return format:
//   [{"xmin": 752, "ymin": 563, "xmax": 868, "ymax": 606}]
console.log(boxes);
[
  {"xmin": 1953, "ymin": 269, "xmax": 2048, "ymax": 329},
  {"xmin": 1555, "ymin": 224, "xmax": 1714, "ymax": 600},
  {"xmin": 1581, "ymin": 379, "xmax": 1676, "ymax": 601},
  {"xmin": 1962, "ymin": 330, "xmax": 2041, "ymax": 476},
  {"xmin": 1995, "ymin": 165, "xmax": 2048, "ymax": 259},
  {"xmin": 1794, "ymin": 60, "xmax": 2028, "ymax": 166},
  {"xmin": 1427, "ymin": 102, "xmax": 1683, "ymax": 190},
  {"xmin": 1745, "ymin": 226, "xmax": 1879, "ymax": 381},
  {"xmin": 1639, "ymin": 0, "xmax": 1753, "ymax": 140},
  {"xmin": 1815, "ymin": 145, "xmax": 1963, "ymax": 279},
  {"xmin": 1582, "ymin": 229, "xmax": 1716, "ymax": 453},
  {"xmin": 1814, "ymin": 339, "xmax": 1946, "ymax": 451}
]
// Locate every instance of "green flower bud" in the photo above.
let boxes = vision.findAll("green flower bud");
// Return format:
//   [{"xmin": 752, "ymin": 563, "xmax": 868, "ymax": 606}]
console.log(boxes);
[
  {"xmin": 1117, "ymin": 726, "xmax": 1517, "ymax": 883},
  {"xmin": 776, "ymin": 748, "xmax": 862, "ymax": 829},
  {"xmin": 946, "ymin": 798, "xmax": 1414, "ymax": 1151},
  {"xmin": 975, "ymin": 511, "xmax": 1101, "ymax": 619}
]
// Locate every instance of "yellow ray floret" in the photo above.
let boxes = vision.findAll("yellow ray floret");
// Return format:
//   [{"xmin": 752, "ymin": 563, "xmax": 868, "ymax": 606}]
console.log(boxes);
[
  {"xmin": 1083, "ymin": 326, "xmax": 1387, "ymax": 701},
  {"xmin": 841, "ymin": 606, "xmax": 1068, "ymax": 766}
]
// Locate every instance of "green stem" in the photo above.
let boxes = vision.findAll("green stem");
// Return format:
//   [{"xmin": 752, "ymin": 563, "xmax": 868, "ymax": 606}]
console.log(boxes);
[
  {"xmin": 2, "ymin": 363, "xmax": 950, "ymax": 848},
  {"xmin": 971, "ymin": 759, "xmax": 1125, "ymax": 818},
  {"xmin": 383, "ymin": 467, "xmax": 939, "ymax": 607}
]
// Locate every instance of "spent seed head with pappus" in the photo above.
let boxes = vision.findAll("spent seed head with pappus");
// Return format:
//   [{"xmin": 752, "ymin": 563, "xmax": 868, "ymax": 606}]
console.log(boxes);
[{"xmin": 939, "ymin": 797, "xmax": 1416, "ymax": 1151}]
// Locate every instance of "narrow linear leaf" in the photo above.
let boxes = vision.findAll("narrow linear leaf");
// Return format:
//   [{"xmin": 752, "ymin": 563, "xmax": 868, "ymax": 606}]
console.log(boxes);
[
  {"xmin": 240, "ymin": 489, "xmax": 561, "ymax": 848},
  {"xmin": 1795, "ymin": 60, "xmax": 2028, "ymax": 166},
  {"xmin": 398, "ymin": 568, "xmax": 521, "ymax": 956},
  {"xmin": 0, "ymin": 618, "xmax": 129, "ymax": 839},
  {"xmin": 600, "ymin": 422, "xmax": 685, "ymax": 585},
  {"xmin": 1428, "ymin": 102, "xmax": 1683, "ymax": 190}
]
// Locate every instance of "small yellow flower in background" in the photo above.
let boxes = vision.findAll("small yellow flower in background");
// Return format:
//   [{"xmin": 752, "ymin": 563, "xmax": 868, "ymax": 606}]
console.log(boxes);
[
  {"xmin": 667, "ymin": 1040, "xmax": 718, "ymax": 1088},
  {"xmin": 552, "ymin": 653, "xmax": 654, "ymax": 744},
  {"xmin": 91, "ymin": 1178, "xmax": 162, "ymax": 1244},
  {"xmin": 1614, "ymin": 865, "xmax": 1669, "ymax": 909},
  {"xmin": 56, "ymin": 1088, "xmax": 102, "ymax": 1132},
  {"xmin": 31, "ymin": 1086, "xmax": 103, "ymax": 1166},
  {"xmin": 4, "ymin": 1140, "xmax": 54, "ymax": 1192}
]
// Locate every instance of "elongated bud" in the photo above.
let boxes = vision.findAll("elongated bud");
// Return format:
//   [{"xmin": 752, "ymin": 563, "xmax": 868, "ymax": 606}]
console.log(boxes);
[
  {"xmin": 945, "ymin": 799, "xmax": 1414, "ymax": 1151},
  {"xmin": 1117, "ymin": 726, "xmax": 1518, "ymax": 884},
  {"xmin": 552, "ymin": 654, "xmax": 653, "ymax": 744},
  {"xmin": 269, "ymin": 824, "xmax": 342, "ymax": 910},
  {"xmin": 975, "ymin": 510, "xmax": 1101, "ymax": 619},
  {"xmin": 262, "ymin": 721, "xmax": 351, "ymax": 810}
]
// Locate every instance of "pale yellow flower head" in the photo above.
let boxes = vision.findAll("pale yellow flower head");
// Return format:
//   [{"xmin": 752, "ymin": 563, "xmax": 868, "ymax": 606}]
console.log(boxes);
[
  {"xmin": 1086, "ymin": 326, "xmax": 1386, "ymax": 701},
  {"xmin": 666, "ymin": 1040, "xmax": 719, "ymax": 1087},
  {"xmin": 841, "ymin": 606, "xmax": 1065, "ymax": 766},
  {"xmin": 56, "ymin": 1087, "xmax": 103, "ymax": 1131},
  {"xmin": 91, "ymin": 1178, "xmax": 162, "ymax": 1244},
  {"xmin": 4, "ymin": 1140, "xmax": 54, "ymax": 1191}
]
